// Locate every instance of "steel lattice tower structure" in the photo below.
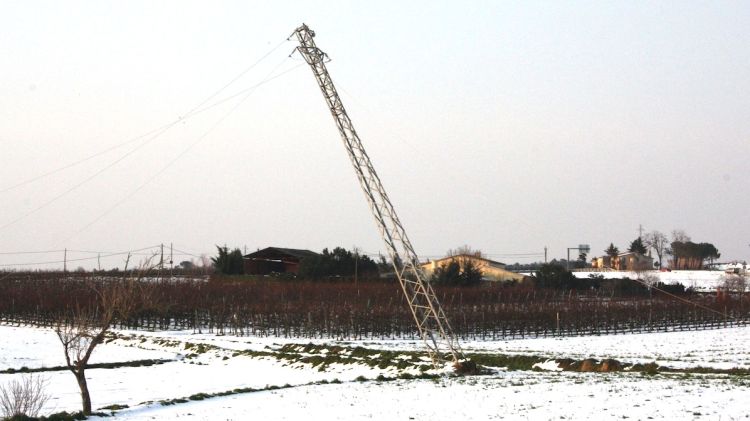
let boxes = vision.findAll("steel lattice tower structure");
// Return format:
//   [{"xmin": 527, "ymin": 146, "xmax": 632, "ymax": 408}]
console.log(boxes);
[{"xmin": 292, "ymin": 24, "xmax": 463, "ymax": 366}]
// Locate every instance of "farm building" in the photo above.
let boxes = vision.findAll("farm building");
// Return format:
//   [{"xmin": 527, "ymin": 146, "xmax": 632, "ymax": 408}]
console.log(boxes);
[
  {"xmin": 592, "ymin": 252, "xmax": 654, "ymax": 271},
  {"xmin": 243, "ymin": 247, "xmax": 320, "ymax": 275},
  {"xmin": 421, "ymin": 254, "xmax": 526, "ymax": 282}
]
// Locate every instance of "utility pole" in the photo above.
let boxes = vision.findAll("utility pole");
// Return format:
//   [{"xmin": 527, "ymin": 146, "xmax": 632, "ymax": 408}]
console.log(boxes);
[
  {"xmin": 160, "ymin": 243, "xmax": 164, "ymax": 272},
  {"xmin": 544, "ymin": 246, "xmax": 548, "ymax": 264},
  {"xmin": 63, "ymin": 248, "xmax": 67, "ymax": 273},
  {"xmin": 97, "ymin": 253, "xmax": 101, "ymax": 272},
  {"xmin": 170, "ymin": 243, "xmax": 174, "ymax": 278},
  {"xmin": 293, "ymin": 24, "xmax": 464, "ymax": 368}
]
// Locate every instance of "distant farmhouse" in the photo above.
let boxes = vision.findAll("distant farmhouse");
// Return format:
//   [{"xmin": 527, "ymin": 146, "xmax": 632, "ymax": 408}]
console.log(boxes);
[
  {"xmin": 592, "ymin": 252, "xmax": 653, "ymax": 271},
  {"xmin": 243, "ymin": 247, "xmax": 320, "ymax": 275},
  {"xmin": 421, "ymin": 254, "xmax": 526, "ymax": 283}
]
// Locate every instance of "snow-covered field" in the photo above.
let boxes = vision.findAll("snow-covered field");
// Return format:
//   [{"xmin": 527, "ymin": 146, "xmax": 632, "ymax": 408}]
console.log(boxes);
[
  {"xmin": 572, "ymin": 270, "xmax": 744, "ymax": 292},
  {"xmin": 1, "ymin": 323, "xmax": 749, "ymax": 420}
]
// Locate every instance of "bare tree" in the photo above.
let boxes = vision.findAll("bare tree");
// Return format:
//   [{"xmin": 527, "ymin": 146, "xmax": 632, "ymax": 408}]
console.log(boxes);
[
  {"xmin": 671, "ymin": 229, "xmax": 691, "ymax": 243},
  {"xmin": 0, "ymin": 374, "xmax": 50, "ymax": 419},
  {"xmin": 199, "ymin": 253, "xmax": 213, "ymax": 275},
  {"xmin": 722, "ymin": 273, "xmax": 747, "ymax": 294},
  {"xmin": 643, "ymin": 230, "xmax": 669, "ymax": 269},
  {"xmin": 665, "ymin": 230, "xmax": 691, "ymax": 268},
  {"xmin": 54, "ymin": 273, "xmax": 145, "ymax": 415},
  {"xmin": 447, "ymin": 245, "xmax": 484, "ymax": 258}
]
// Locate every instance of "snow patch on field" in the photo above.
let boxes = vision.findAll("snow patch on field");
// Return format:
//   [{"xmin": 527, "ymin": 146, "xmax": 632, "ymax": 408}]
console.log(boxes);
[
  {"xmin": 97, "ymin": 374, "xmax": 750, "ymax": 421},
  {"xmin": 572, "ymin": 270, "xmax": 742, "ymax": 292},
  {"xmin": 532, "ymin": 359, "xmax": 562, "ymax": 371},
  {"xmin": 0, "ymin": 325, "xmax": 176, "ymax": 371},
  {"xmin": 2, "ymin": 323, "xmax": 749, "ymax": 420}
]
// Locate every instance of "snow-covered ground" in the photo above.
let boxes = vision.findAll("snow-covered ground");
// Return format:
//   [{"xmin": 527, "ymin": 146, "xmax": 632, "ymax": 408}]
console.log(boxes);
[
  {"xmin": 363, "ymin": 326, "xmax": 750, "ymax": 370},
  {"xmin": 0, "ymin": 325, "xmax": 176, "ymax": 371},
  {"xmin": 1, "ymin": 323, "xmax": 748, "ymax": 420},
  {"xmin": 107, "ymin": 374, "xmax": 749, "ymax": 421},
  {"xmin": 572, "ymin": 270, "xmax": 745, "ymax": 292}
]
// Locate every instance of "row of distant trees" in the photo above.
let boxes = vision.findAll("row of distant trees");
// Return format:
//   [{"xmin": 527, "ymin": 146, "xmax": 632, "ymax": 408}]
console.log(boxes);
[
  {"xmin": 298, "ymin": 247, "xmax": 379, "ymax": 279},
  {"xmin": 504, "ymin": 229, "xmax": 722, "ymax": 272},
  {"xmin": 210, "ymin": 244, "xmax": 487, "ymax": 286},
  {"xmin": 212, "ymin": 229, "xmax": 722, "ymax": 282},
  {"xmin": 602, "ymin": 229, "xmax": 720, "ymax": 270},
  {"xmin": 210, "ymin": 245, "xmax": 383, "ymax": 279}
]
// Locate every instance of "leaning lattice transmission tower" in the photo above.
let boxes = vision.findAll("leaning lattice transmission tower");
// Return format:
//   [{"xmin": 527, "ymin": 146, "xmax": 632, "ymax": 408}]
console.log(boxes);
[{"xmin": 293, "ymin": 23, "xmax": 465, "ymax": 368}]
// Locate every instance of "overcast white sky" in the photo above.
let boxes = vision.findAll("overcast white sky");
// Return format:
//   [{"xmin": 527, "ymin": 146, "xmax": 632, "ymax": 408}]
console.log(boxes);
[{"xmin": 1, "ymin": 1, "xmax": 749, "ymax": 270}]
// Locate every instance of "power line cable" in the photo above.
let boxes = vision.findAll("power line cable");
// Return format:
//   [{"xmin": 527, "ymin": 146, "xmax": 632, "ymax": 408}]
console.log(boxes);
[
  {"xmin": 0, "ymin": 41, "xmax": 294, "ymax": 234},
  {"xmin": 0, "ymin": 38, "xmax": 290, "ymax": 195},
  {"xmin": 0, "ymin": 124, "xmax": 173, "ymax": 232},
  {"xmin": 0, "ymin": 244, "xmax": 161, "ymax": 267},
  {"xmin": 61, "ymin": 58, "xmax": 302, "ymax": 244},
  {"xmin": 0, "ymin": 249, "xmax": 66, "ymax": 255},
  {"xmin": 626, "ymin": 276, "xmax": 734, "ymax": 320},
  {"xmin": 171, "ymin": 247, "xmax": 206, "ymax": 259},
  {"xmin": 0, "ymin": 125, "xmax": 173, "ymax": 195},
  {"xmin": 0, "ymin": 245, "xmax": 160, "ymax": 256}
]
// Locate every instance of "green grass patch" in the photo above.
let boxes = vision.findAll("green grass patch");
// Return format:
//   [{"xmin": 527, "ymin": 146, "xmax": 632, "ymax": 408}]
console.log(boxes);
[
  {"xmin": 0, "ymin": 359, "xmax": 173, "ymax": 374},
  {"xmin": 98, "ymin": 404, "xmax": 129, "ymax": 411},
  {"xmin": 466, "ymin": 353, "xmax": 546, "ymax": 371},
  {"xmin": 6, "ymin": 411, "xmax": 108, "ymax": 420}
]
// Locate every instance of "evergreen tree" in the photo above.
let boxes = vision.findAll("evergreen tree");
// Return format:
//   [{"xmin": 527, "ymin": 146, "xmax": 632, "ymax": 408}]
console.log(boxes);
[
  {"xmin": 577, "ymin": 252, "xmax": 588, "ymax": 269},
  {"xmin": 533, "ymin": 263, "xmax": 598, "ymax": 290},
  {"xmin": 211, "ymin": 245, "xmax": 245, "ymax": 275},
  {"xmin": 431, "ymin": 260, "xmax": 462, "ymax": 285},
  {"xmin": 605, "ymin": 243, "xmax": 619, "ymax": 259},
  {"xmin": 460, "ymin": 259, "xmax": 483, "ymax": 286},
  {"xmin": 431, "ymin": 257, "xmax": 483, "ymax": 286},
  {"xmin": 604, "ymin": 243, "xmax": 619, "ymax": 269},
  {"xmin": 669, "ymin": 241, "xmax": 720, "ymax": 269},
  {"xmin": 298, "ymin": 247, "xmax": 378, "ymax": 280},
  {"xmin": 628, "ymin": 237, "xmax": 648, "ymax": 254}
]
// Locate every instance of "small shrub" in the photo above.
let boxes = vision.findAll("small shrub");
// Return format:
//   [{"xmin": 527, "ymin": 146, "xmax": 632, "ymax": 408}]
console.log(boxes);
[{"xmin": 0, "ymin": 374, "xmax": 50, "ymax": 419}]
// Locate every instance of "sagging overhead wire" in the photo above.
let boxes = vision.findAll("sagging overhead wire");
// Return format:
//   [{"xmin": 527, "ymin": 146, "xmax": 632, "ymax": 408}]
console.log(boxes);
[
  {"xmin": 626, "ymin": 275, "xmax": 734, "ymax": 320},
  {"xmin": 0, "ymin": 124, "xmax": 173, "ymax": 232},
  {"xmin": 0, "ymin": 38, "xmax": 295, "ymax": 234},
  {"xmin": 170, "ymin": 247, "xmax": 205, "ymax": 260},
  {"xmin": 0, "ymin": 124, "xmax": 173, "ymax": 195},
  {"xmin": 0, "ymin": 244, "xmax": 162, "ymax": 267},
  {"xmin": 0, "ymin": 249, "xmax": 66, "ymax": 255},
  {"xmin": 0, "ymin": 38, "xmax": 290, "ymax": 196},
  {"xmin": 61, "ymin": 57, "xmax": 303, "ymax": 244},
  {"xmin": 0, "ymin": 244, "xmax": 209, "ymax": 268}
]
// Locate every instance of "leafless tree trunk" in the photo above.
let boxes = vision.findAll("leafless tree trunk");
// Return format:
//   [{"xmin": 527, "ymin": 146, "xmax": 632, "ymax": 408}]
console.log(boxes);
[
  {"xmin": 56, "ymin": 310, "xmax": 104, "ymax": 415},
  {"xmin": 723, "ymin": 273, "xmax": 747, "ymax": 294},
  {"xmin": 644, "ymin": 230, "xmax": 668, "ymax": 269},
  {"xmin": 54, "ymin": 273, "xmax": 145, "ymax": 415}
]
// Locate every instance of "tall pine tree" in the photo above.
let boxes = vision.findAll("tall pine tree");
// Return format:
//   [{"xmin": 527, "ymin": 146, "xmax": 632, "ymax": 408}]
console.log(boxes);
[{"xmin": 628, "ymin": 237, "xmax": 648, "ymax": 254}]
